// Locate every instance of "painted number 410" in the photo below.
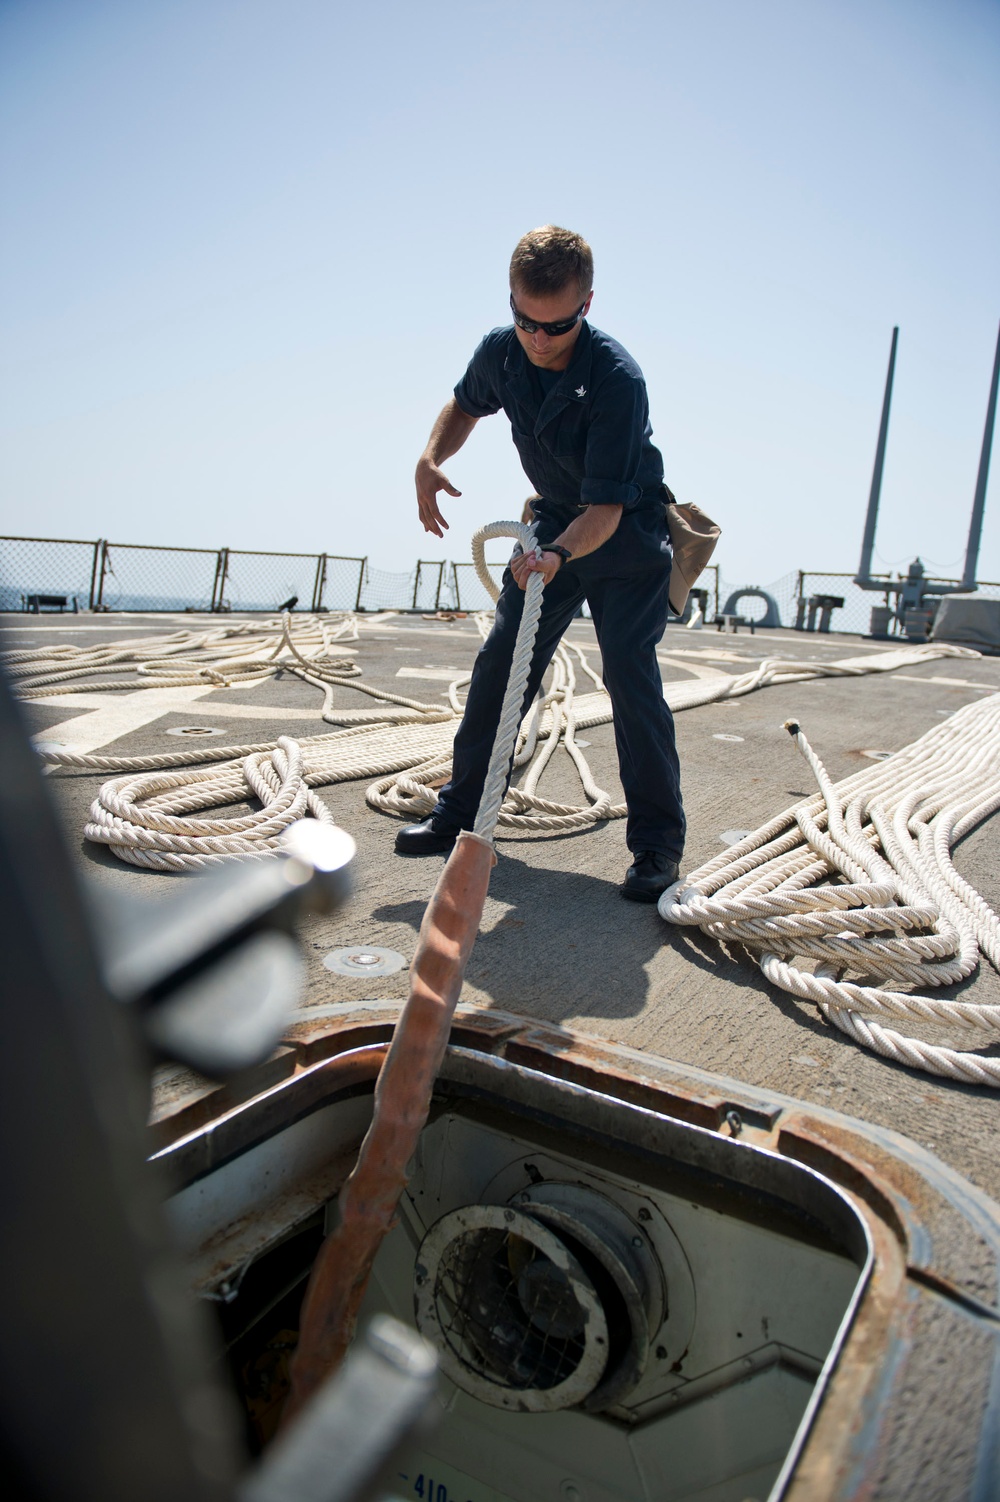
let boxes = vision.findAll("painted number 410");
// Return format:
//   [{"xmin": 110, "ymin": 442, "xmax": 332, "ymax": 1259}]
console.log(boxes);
[{"xmin": 412, "ymin": 1474, "xmax": 473, "ymax": 1502}]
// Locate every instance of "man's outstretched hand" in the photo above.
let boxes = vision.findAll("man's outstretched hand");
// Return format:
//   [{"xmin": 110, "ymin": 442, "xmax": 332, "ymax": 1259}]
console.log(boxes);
[
  {"xmin": 415, "ymin": 458, "xmax": 460, "ymax": 538},
  {"xmin": 510, "ymin": 548, "xmax": 562, "ymax": 591}
]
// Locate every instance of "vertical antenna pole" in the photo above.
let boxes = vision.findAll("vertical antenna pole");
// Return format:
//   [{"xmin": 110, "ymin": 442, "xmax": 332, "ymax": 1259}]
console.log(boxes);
[
  {"xmin": 855, "ymin": 326, "xmax": 899, "ymax": 586},
  {"xmin": 960, "ymin": 319, "xmax": 1000, "ymax": 591}
]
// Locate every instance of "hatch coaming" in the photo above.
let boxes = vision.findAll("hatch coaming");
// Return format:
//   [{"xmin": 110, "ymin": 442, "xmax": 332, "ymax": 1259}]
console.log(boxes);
[{"xmin": 155, "ymin": 1006, "xmax": 1000, "ymax": 1501}]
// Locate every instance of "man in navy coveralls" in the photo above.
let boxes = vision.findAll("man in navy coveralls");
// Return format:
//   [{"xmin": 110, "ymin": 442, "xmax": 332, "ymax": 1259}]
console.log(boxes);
[{"xmin": 395, "ymin": 225, "xmax": 684, "ymax": 902}]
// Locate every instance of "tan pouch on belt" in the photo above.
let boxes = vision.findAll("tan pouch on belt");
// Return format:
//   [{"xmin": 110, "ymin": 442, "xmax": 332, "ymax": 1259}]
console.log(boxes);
[{"xmin": 664, "ymin": 493, "xmax": 721, "ymax": 616}]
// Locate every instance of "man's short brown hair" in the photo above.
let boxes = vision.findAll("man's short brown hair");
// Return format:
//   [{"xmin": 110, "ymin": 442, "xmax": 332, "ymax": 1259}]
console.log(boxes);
[{"xmin": 509, "ymin": 225, "xmax": 593, "ymax": 299}]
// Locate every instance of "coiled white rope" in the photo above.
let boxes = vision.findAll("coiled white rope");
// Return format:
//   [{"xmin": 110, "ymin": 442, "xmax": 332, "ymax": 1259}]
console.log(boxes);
[
  {"xmin": 658, "ymin": 694, "xmax": 1000, "ymax": 1086},
  {"xmin": 18, "ymin": 528, "xmax": 984, "ymax": 871}
]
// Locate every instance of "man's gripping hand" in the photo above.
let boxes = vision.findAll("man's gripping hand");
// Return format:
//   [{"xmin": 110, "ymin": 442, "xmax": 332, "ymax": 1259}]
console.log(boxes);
[
  {"xmin": 415, "ymin": 457, "xmax": 460, "ymax": 538},
  {"xmin": 511, "ymin": 547, "xmax": 563, "ymax": 591}
]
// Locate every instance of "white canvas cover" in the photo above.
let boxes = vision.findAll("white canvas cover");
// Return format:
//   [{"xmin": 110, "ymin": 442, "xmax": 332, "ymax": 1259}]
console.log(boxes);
[{"xmin": 932, "ymin": 596, "xmax": 1000, "ymax": 653}]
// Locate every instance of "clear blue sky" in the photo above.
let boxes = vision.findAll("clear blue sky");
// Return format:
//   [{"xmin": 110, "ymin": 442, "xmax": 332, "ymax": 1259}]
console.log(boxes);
[{"xmin": 1, "ymin": 0, "xmax": 998, "ymax": 584}]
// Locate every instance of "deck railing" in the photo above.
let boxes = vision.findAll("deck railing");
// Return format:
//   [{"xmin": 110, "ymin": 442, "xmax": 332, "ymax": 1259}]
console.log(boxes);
[{"xmin": 1, "ymin": 534, "xmax": 996, "ymax": 631}]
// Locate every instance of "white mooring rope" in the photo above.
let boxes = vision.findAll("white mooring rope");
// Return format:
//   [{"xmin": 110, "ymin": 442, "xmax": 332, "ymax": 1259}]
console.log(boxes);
[
  {"xmin": 658, "ymin": 694, "xmax": 1000, "ymax": 1086},
  {"xmin": 13, "ymin": 523, "xmax": 985, "ymax": 872},
  {"xmin": 471, "ymin": 521, "xmax": 543, "ymax": 842}
]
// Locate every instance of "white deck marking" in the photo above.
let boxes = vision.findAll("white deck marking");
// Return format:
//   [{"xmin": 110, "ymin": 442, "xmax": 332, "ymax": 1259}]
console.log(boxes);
[
  {"xmin": 32, "ymin": 690, "xmax": 329, "ymax": 726},
  {"xmin": 657, "ymin": 654, "xmax": 730, "ymax": 680},
  {"xmin": 3, "ymin": 624, "xmax": 187, "ymax": 634},
  {"xmin": 359, "ymin": 624, "xmax": 481, "ymax": 639},
  {"xmin": 893, "ymin": 674, "xmax": 996, "ymax": 690},
  {"xmin": 151, "ymin": 699, "xmax": 327, "ymax": 722},
  {"xmin": 658, "ymin": 647, "xmax": 757, "ymax": 663},
  {"xmin": 31, "ymin": 685, "xmax": 219, "ymax": 753},
  {"xmin": 396, "ymin": 666, "xmax": 469, "ymax": 682}
]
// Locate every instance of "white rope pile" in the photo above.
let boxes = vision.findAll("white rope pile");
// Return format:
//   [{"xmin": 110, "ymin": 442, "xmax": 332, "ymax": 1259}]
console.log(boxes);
[
  {"xmin": 659, "ymin": 693, "xmax": 1000, "ymax": 1086},
  {"xmin": 5, "ymin": 614, "xmax": 364, "ymax": 697},
  {"xmin": 367, "ymin": 531, "xmax": 984, "ymax": 834},
  {"xmin": 4, "ymin": 611, "xmax": 466, "ymax": 726},
  {"xmin": 18, "ymin": 522, "xmax": 985, "ymax": 872}
]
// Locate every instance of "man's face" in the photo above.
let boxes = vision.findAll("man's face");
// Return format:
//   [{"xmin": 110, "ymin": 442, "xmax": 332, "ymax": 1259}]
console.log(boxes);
[{"xmin": 510, "ymin": 281, "xmax": 593, "ymax": 371}]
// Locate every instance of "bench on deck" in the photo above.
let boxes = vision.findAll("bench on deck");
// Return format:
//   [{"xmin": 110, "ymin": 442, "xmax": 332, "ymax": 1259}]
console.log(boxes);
[{"xmin": 21, "ymin": 594, "xmax": 79, "ymax": 614}]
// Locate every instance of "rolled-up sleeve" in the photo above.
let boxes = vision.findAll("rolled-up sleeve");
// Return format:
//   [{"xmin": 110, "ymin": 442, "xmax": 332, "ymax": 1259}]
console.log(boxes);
[
  {"xmin": 579, "ymin": 370, "xmax": 649, "ymax": 510},
  {"xmin": 454, "ymin": 334, "xmax": 503, "ymax": 419}
]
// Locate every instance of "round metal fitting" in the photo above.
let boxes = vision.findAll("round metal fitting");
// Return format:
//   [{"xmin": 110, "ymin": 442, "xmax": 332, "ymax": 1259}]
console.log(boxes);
[
  {"xmin": 859, "ymin": 748, "xmax": 892, "ymax": 761},
  {"xmin": 514, "ymin": 1182, "xmax": 665, "ymax": 1411},
  {"xmin": 322, "ymin": 945, "xmax": 407, "ymax": 977},
  {"xmin": 414, "ymin": 1204, "xmax": 610, "ymax": 1413},
  {"xmin": 712, "ymin": 733, "xmax": 745, "ymax": 743},
  {"xmin": 165, "ymin": 725, "xmax": 227, "ymax": 738}
]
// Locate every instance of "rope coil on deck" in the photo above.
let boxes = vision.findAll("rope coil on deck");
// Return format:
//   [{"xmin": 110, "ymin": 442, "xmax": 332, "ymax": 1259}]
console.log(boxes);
[
  {"xmin": 8, "ymin": 527, "xmax": 985, "ymax": 871},
  {"xmin": 659, "ymin": 694, "xmax": 1000, "ymax": 1086}
]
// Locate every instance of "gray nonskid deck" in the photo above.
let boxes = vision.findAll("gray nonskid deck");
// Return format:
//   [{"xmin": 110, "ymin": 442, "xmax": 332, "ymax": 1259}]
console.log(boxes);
[{"xmin": 7, "ymin": 610, "xmax": 1000, "ymax": 1217}]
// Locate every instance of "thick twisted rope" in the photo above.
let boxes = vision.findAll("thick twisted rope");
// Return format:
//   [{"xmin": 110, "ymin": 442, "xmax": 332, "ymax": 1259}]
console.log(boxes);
[
  {"xmin": 18, "ymin": 535, "xmax": 985, "ymax": 871},
  {"xmin": 83, "ymin": 735, "xmax": 336, "ymax": 872},
  {"xmin": 658, "ymin": 694, "xmax": 1000, "ymax": 1086},
  {"xmin": 471, "ymin": 521, "xmax": 543, "ymax": 840}
]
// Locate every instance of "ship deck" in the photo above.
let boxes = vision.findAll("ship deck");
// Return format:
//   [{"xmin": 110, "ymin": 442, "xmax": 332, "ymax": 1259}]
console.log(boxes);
[{"xmin": 7, "ymin": 608, "xmax": 1000, "ymax": 1211}]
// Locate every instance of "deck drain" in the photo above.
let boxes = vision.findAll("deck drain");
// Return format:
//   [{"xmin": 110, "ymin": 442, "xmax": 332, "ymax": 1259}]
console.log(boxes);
[
  {"xmin": 323, "ymin": 945, "xmax": 407, "ymax": 977},
  {"xmin": 859, "ymin": 748, "xmax": 892, "ymax": 761},
  {"xmin": 719, "ymin": 829, "xmax": 753, "ymax": 846},
  {"xmin": 166, "ymin": 725, "xmax": 227, "ymax": 738},
  {"xmin": 712, "ymin": 733, "xmax": 745, "ymax": 743}
]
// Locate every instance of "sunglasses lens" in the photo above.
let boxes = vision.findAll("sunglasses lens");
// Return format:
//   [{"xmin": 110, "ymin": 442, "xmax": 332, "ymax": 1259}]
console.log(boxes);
[{"xmin": 510, "ymin": 295, "xmax": 585, "ymax": 337}]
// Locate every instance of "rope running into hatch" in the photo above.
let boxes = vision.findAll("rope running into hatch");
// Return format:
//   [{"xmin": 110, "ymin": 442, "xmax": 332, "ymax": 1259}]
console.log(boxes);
[{"xmin": 658, "ymin": 694, "xmax": 1000, "ymax": 1086}]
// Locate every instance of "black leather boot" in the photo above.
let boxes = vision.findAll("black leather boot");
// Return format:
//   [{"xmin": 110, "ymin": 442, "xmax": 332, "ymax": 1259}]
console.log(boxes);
[
  {"xmin": 620, "ymin": 851, "xmax": 680, "ymax": 903},
  {"xmin": 394, "ymin": 815, "xmax": 461, "ymax": 857}
]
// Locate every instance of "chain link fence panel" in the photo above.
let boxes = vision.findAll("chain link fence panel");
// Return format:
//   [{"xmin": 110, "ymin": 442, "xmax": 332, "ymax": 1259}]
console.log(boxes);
[
  {"xmin": 450, "ymin": 557, "xmax": 514, "ymax": 612},
  {"xmin": 95, "ymin": 543, "xmax": 219, "ymax": 612},
  {"xmin": 223, "ymin": 550, "xmax": 323, "ymax": 613},
  {"xmin": 317, "ymin": 555, "xmax": 366, "ymax": 612},
  {"xmin": 357, "ymin": 564, "xmax": 417, "ymax": 611},
  {"xmin": 795, "ymin": 572, "xmax": 893, "ymax": 635},
  {"xmin": 413, "ymin": 561, "xmax": 446, "ymax": 611},
  {"xmin": 795, "ymin": 573, "xmax": 1000, "ymax": 637},
  {"xmin": 714, "ymin": 569, "xmax": 799, "ymax": 628},
  {"xmin": 0, "ymin": 536, "xmax": 99, "ymax": 612},
  {"xmin": 3, "ymin": 535, "xmax": 996, "ymax": 631}
]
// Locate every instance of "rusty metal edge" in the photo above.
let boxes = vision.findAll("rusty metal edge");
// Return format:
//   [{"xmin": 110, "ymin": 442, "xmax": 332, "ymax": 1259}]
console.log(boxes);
[{"xmin": 150, "ymin": 1006, "xmax": 1000, "ymax": 1502}]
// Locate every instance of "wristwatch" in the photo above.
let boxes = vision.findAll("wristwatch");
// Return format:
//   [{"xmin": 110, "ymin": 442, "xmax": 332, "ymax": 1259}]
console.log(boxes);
[{"xmin": 542, "ymin": 544, "xmax": 573, "ymax": 565}]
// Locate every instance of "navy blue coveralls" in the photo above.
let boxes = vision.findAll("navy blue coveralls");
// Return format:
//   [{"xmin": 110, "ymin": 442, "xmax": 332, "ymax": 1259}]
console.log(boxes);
[{"xmin": 435, "ymin": 321, "xmax": 685, "ymax": 861}]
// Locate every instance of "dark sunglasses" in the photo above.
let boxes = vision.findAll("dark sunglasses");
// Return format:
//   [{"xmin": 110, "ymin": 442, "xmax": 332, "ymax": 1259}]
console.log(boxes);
[{"xmin": 509, "ymin": 292, "xmax": 587, "ymax": 337}]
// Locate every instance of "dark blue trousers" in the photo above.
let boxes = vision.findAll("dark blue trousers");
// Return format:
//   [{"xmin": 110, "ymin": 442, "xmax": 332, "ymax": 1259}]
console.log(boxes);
[{"xmin": 435, "ymin": 562, "xmax": 685, "ymax": 859}]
